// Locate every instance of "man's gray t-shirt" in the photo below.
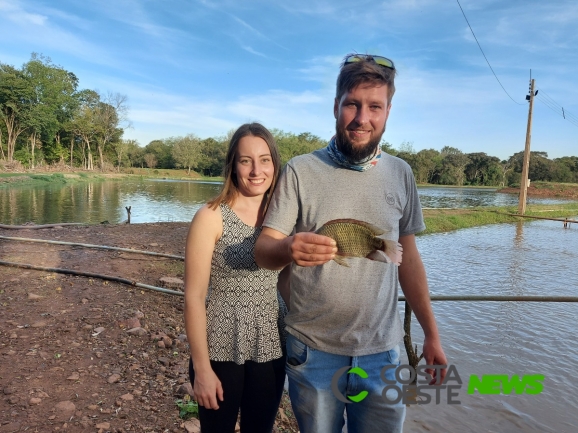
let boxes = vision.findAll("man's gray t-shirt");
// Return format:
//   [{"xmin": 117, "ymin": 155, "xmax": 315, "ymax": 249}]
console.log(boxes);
[{"xmin": 263, "ymin": 148, "xmax": 425, "ymax": 356}]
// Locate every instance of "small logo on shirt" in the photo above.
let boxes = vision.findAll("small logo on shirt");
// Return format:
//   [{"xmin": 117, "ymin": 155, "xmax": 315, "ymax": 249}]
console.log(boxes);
[{"xmin": 385, "ymin": 193, "xmax": 395, "ymax": 206}]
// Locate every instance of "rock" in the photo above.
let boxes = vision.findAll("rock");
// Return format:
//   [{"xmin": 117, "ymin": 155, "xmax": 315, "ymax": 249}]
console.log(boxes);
[
  {"xmin": 157, "ymin": 341, "xmax": 166, "ymax": 348},
  {"xmin": 174, "ymin": 383, "xmax": 194, "ymax": 398},
  {"xmin": 126, "ymin": 327, "xmax": 147, "ymax": 336},
  {"xmin": 184, "ymin": 419, "xmax": 201, "ymax": 433},
  {"xmin": 81, "ymin": 298, "xmax": 88, "ymax": 304},
  {"xmin": 54, "ymin": 400, "xmax": 76, "ymax": 421},
  {"xmin": 8, "ymin": 396, "xmax": 19, "ymax": 404},
  {"xmin": 118, "ymin": 317, "xmax": 141, "ymax": 329},
  {"xmin": 67, "ymin": 372, "xmax": 80, "ymax": 380},
  {"xmin": 29, "ymin": 397, "xmax": 42, "ymax": 405},
  {"xmin": 0, "ymin": 423, "xmax": 21, "ymax": 433},
  {"xmin": 9, "ymin": 333, "xmax": 17, "ymax": 339},
  {"xmin": 95, "ymin": 422, "xmax": 110, "ymax": 430},
  {"xmin": 3, "ymin": 386, "xmax": 16, "ymax": 395},
  {"xmin": 149, "ymin": 243, "xmax": 159, "ymax": 247},
  {"xmin": 158, "ymin": 357, "xmax": 170, "ymax": 366},
  {"xmin": 134, "ymin": 310, "xmax": 145, "ymax": 319},
  {"xmin": 162, "ymin": 336, "xmax": 173, "ymax": 347},
  {"xmin": 92, "ymin": 327, "xmax": 105, "ymax": 336},
  {"xmin": 158, "ymin": 277, "xmax": 184, "ymax": 290},
  {"xmin": 30, "ymin": 320, "xmax": 48, "ymax": 328},
  {"xmin": 28, "ymin": 293, "xmax": 42, "ymax": 300},
  {"xmin": 120, "ymin": 393, "xmax": 134, "ymax": 401},
  {"xmin": 108, "ymin": 374, "xmax": 121, "ymax": 384}
]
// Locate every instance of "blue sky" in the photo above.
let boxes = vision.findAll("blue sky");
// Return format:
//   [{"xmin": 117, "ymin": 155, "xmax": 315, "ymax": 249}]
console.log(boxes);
[{"xmin": 1, "ymin": 0, "xmax": 577, "ymax": 161}]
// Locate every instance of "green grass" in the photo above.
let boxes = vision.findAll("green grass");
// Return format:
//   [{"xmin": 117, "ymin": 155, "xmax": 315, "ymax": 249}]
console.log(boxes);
[{"xmin": 421, "ymin": 203, "xmax": 578, "ymax": 235}]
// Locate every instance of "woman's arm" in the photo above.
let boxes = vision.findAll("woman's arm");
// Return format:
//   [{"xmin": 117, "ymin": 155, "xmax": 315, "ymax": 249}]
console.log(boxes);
[{"xmin": 184, "ymin": 205, "xmax": 223, "ymax": 410}]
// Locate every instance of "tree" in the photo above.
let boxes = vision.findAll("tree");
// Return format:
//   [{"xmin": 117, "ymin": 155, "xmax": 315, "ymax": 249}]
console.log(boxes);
[
  {"xmin": 144, "ymin": 153, "xmax": 157, "ymax": 169},
  {"xmin": 93, "ymin": 92, "xmax": 130, "ymax": 170},
  {"xmin": 112, "ymin": 138, "xmax": 137, "ymax": 171},
  {"xmin": 20, "ymin": 54, "xmax": 78, "ymax": 167},
  {"xmin": 144, "ymin": 139, "xmax": 175, "ymax": 168},
  {"xmin": 172, "ymin": 134, "xmax": 201, "ymax": 174},
  {"xmin": 380, "ymin": 140, "xmax": 397, "ymax": 156},
  {"xmin": 464, "ymin": 153, "xmax": 502, "ymax": 186},
  {"xmin": 70, "ymin": 89, "xmax": 100, "ymax": 170},
  {"xmin": 414, "ymin": 149, "xmax": 441, "ymax": 184},
  {"xmin": 439, "ymin": 146, "xmax": 469, "ymax": 186},
  {"xmin": 196, "ymin": 137, "xmax": 227, "ymax": 176},
  {"xmin": 0, "ymin": 63, "xmax": 31, "ymax": 162}
]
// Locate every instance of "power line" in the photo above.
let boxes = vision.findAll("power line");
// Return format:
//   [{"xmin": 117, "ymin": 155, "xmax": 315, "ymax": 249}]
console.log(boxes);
[
  {"xmin": 535, "ymin": 90, "xmax": 578, "ymax": 128},
  {"xmin": 456, "ymin": 0, "xmax": 524, "ymax": 105}
]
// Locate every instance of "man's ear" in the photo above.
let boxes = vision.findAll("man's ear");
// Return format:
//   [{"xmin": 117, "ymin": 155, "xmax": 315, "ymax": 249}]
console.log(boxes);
[{"xmin": 334, "ymin": 97, "xmax": 339, "ymax": 119}]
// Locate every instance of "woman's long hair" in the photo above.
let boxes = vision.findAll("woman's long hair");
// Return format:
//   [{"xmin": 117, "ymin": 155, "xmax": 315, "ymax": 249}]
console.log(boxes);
[{"xmin": 208, "ymin": 123, "xmax": 281, "ymax": 215}]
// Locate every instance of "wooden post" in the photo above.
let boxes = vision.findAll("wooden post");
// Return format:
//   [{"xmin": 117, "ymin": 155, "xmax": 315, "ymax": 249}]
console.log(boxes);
[
  {"xmin": 518, "ymin": 78, "xmax": 536, "ymax": 215},
  {"xmin": 125, "ymin": 206, "xmax": 131, "ymax": 224}
]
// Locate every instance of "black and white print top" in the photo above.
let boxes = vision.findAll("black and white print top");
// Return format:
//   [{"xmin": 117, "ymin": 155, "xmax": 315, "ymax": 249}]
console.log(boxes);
[{"xmin": 206, "ymin": 203, "xmax": 287, "ymax": 364}]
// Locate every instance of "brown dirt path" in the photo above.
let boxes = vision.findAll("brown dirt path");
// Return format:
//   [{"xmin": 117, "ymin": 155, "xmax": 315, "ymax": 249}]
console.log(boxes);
[{"xmin": 0, "ymin": 223, "xmax": 297, "ymax": 433}]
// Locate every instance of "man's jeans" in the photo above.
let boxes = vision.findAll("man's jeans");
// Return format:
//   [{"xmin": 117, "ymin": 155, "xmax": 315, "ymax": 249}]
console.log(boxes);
[{"xmin": 285, "ymin": 333, "xmax": 406, "ymax": 433}]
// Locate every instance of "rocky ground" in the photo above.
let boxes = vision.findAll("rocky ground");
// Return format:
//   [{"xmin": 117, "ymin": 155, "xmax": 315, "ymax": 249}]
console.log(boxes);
[{"xmin": 0, "ymin": 223, "xmax": 298, "ymax": 432}]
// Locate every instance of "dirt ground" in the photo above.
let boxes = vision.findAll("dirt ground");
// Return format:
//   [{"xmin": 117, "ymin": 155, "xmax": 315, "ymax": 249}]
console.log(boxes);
[{"xmin": 0, "ymin": 223, "xmax": 298, "ymax": 433}]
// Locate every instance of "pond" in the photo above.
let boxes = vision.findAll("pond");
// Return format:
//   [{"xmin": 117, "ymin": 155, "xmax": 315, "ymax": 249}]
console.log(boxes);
[{"xmin": 0, "ymin": 180, "xmax": 574, "ymax": 225}]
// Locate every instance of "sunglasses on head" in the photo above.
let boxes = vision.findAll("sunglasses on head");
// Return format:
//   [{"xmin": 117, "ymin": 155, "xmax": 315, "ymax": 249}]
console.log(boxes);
[{"xmin": 344, "ymin": 54, "xmax": 395, "ymax": 70}]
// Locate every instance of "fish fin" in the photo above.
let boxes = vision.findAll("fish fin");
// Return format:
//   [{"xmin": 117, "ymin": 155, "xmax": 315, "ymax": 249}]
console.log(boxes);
[
  {"xmin": 383, "ymin": 240, "xmax": 403, "ymax": 266},
  {"xmin": 333, "ymin": 255, "xmax": 350, "ymax": 267},
  {"xmin": 322, "ymin": 218, "xmax": 385, "ymax": 235},
  {"xmin": 366, "ymin": 250, "xmax": 390, "ymax": 263}
]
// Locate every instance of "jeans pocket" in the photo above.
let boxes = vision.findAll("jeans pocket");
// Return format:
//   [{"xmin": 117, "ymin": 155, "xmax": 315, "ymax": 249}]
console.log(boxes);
[
  {"xmin": 387, "ymin": 344, "xmax": 401, "ymax": 366},
  {"xmin": 286, "ymin": 335, "xmax": 309, "ymax": 368}
]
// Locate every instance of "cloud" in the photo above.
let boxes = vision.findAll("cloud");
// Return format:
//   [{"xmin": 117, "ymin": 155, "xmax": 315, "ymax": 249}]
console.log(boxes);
[
  {"xmin": 0, "ymin": 0, "xmax": 47, "ymax": 25},
  {"xmin": 241, "ymin": 46, "xmax": 267, "ymax": 58}
]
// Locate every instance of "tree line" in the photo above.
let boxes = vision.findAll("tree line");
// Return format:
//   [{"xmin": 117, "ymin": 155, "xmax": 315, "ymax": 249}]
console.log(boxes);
[
  {"xmin": 382, "ymin": 141, "xmax": 578, "ymax": 186},
  {"xmin": 1, "ymin": 53, "xmax": 130, "ymax": 170},
  {"xmin": 2, "ymin": 54, "xmax": 577, "ymax": 185}
]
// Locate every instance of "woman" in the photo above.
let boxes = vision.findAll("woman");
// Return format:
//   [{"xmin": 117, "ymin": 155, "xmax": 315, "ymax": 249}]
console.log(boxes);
[{"xmin": 184, "ymin": 123, "xmax": 287, "ymax": 433}]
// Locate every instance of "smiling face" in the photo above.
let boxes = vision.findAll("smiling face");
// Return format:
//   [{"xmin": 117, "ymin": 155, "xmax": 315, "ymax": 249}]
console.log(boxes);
[
  {"xmin": 334, "ymin": 83, "xmax": 391, "ymax": 162},
  {"xmin": 234, "ymin": 135, "xmax": 275, "ymax": 199}
]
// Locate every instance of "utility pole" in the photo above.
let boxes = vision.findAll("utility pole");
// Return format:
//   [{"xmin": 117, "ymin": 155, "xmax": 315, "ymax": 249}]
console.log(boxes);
[{"xmin": 518, "ymin": 78, "xmax": 536, "ymax": 215}]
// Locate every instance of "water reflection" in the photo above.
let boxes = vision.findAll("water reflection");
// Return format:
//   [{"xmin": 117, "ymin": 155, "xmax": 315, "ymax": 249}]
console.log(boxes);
[
  {"xmin": 0, "ymin": 179, "xmax": 221, "ymax": 225},
  {"xmin": 1, "ymin": 181, "xmax": 574, "ymax": 225}
]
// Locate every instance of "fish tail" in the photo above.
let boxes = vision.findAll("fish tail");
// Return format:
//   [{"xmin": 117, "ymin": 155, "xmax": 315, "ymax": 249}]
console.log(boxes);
[{"xmin": 383, "ymin": 240, "xmax": 403, "ymax": 266}]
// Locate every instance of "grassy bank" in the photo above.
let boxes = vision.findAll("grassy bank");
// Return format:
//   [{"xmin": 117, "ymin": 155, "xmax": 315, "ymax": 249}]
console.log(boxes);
[
  {"xmin": 422, "ymin": 203, "xmax": 578, "ymax": 235},
  {"xmin": 0, "ymin": 172, "xmax": 111, "ymax": 187},
  {"xmin": 0, "ymin": 168, "xmax": 223, "ymax": 186}
]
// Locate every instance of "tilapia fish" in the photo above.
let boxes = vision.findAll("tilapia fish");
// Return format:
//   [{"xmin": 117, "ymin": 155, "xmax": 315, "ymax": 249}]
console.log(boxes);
[{"xmin": 315, "ymin": 218, "xmax": 402, "ymax": 267}]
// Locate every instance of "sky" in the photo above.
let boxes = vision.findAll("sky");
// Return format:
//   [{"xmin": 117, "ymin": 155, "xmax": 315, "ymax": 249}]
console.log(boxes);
[{"xmin": 1, "ymin": 0, "xmax": 577, "ymax": 161}]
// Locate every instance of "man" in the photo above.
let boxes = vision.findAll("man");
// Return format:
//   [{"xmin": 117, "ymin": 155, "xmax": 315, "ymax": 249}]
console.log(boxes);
[{"xmin": 255, "ymin": 54, "xmax": 446, "ymax": 433}]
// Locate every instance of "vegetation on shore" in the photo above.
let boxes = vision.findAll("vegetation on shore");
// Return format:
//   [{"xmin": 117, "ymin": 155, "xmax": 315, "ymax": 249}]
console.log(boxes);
[{"xmin": 422, "ymin": 202, "xmax": 578, "ymax": 235}]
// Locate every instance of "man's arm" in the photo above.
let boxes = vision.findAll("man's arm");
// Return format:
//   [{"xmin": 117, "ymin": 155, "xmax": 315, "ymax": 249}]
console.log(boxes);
[
  {"xmin": 398, "ymin": 234, "xmax": 447, "ymax": 385},
  {"xmin": 255, "ymin": 227, "xmax": 337, "ymax": 270}
]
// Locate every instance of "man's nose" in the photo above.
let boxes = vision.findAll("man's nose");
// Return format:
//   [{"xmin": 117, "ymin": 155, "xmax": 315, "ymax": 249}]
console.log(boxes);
[{"xmin": 355, "ymin": 106, "xmax": 370, "ymax": 125}]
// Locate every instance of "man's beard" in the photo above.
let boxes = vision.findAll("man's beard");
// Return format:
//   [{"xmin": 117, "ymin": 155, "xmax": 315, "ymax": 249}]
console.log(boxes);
[{"xmin": 335, "ymin": 122, "xmax": 385, "ymax": 163}]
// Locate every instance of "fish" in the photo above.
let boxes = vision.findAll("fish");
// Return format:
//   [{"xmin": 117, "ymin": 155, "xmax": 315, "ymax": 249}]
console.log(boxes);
[{"xmin": 315, "ymin": 218, "xmax": 402, "ymax": 267}]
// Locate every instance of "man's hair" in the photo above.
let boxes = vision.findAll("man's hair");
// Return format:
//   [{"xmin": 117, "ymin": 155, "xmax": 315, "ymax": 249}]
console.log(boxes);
[
  {"xmin": 208, "ymin": 122, "xmax": 281, "ymax": 216},
  {"xmin": 336, "ymin": 54, "xmax": 397, "ymax": 104}
]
